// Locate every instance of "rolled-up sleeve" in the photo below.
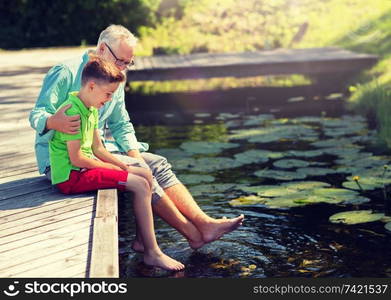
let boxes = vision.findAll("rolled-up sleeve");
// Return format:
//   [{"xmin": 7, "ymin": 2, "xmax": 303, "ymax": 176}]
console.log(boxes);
[
  {"xmin": 107, "ymin": 87, "xmax": 149, "ymax": 152},
  {"xmin": 29, "ymin": 65, "xmax": 72, "ymax": 136}
]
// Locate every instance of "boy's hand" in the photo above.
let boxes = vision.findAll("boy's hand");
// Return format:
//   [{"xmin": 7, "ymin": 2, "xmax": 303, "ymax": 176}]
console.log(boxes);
[
  {"xmin": 46, "ymin": 104, "xmax": 80, "ymax": 134},
  {"xmin": 107, "ymin": 164, "xmax": 123, "ymax": 171},
  {"xmin": 126, "ymin": 165, "xmax": 154, "ymax": 189}
]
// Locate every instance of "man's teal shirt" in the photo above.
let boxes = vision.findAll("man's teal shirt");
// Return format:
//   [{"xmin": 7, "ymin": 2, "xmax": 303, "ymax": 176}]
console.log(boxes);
[{"xmin": 29, "ymin": 50, "xmax": 149, "ymax": 174}]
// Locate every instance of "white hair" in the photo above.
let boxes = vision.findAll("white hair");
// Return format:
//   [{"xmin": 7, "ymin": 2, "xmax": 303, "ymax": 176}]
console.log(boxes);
[{"xmin": 97, "ymin": 24, "xmax": 138, "ymax": 47}]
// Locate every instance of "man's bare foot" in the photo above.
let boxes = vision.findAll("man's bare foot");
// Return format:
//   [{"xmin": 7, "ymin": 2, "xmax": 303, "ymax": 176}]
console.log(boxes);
[
  {"xmin": 144, "ymin": 251, "xmax": 185, "ymax": 271},
  {"xmin": 131, "ymin": 239, "xmax": 144, "ymax": 253},
  {"xmin": 188, "ymin": 238, "xmax": 205, "ymax": 250},
  {"xmin": 200, "ymin": 214, "xmax": 244, "ymax": 244}
]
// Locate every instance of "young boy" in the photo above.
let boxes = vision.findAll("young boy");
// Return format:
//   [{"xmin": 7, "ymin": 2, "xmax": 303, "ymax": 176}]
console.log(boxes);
[{"xmin": 49, "ymin": 56, "xmax": 184, "ymax": 271}]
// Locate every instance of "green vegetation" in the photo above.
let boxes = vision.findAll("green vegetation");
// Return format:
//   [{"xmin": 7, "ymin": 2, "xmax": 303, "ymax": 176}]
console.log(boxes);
[
  {"xmin": 134, "ymin": 0, "xmax": 391, "ymax": 148},
  {"xmin": 0, "ymin": 0, "xmax": 161, "ymax": 49}
]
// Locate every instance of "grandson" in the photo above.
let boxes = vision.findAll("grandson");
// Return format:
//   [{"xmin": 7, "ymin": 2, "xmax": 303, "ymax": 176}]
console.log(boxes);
[{"xmin": 49, "ymin": 56, "xmax": 184, "ymax": 271}]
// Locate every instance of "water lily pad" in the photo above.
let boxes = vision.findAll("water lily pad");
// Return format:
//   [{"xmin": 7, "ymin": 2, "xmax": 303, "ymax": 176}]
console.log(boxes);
[
  {"xmin": 233, "ymin": 150, "xmax": 271, "ymax": 165},
  {"xmin": 273, "ymin": 159, "xmax": 310, "ymax": 169},
  {"xmin": 335, "ymin": 166, "xmax": 365, "ymax": 175},
  {"xmin": 238, "ymin": 185, "xmax": 277, "ymax": 195},
  {"xmin": 310, "ymin": 188, "xmax": 370, "ymax": 205},
  {"xmin": 329, "ymin": 210, "xmax": 384, "ymax": 225},
  {"xmin": 334, "ymin": 152, "xmax": 373, "ymax": 165},
  {"xmin": 313, "ymin": 188, "xmax": 359, "ymax": 197},
  {"xmin": 231, "ymin": 192, "xmax": 307, "ymax": 208},
  {"xmin": 225, "ymin": 120, "xmax": 242, "ymax": 128},
  {"xmin": 180, "ymin": 141, "xmax": 239, "ymax": 154},
  {"xmin": 263, "ymin": 196, "xmax": 309, "ymax": 208},
  {"xmin": 249, "ymin": 186, "xmax": 301, "ymax": 197},
  {"xmin": 234, "ymin": 182, "xmax": 369, "ymax": 208},
  {"xmin": 342, "ymin": 175, "xmax": 391, "ymax": 191},
  {"xmin": 190, "ymin": 183, "xmax": 242, "ymax": 197},
  {"xmin": 322, "ymin": 147, "xmax": 361, "ymax": 157},
  {"xmin": 254, "ymin": 169, "xmax": 307, "ymax": 181},
  {"xmin": 296, "ymin": 167, "xmax": 337, "ymax": 176},
  {"xmin": 281, "ymin": 181, "xmax": 331, "ymax": 190},
  {"xmin": 381, "ymin": 216, "xmax": 391, "ymax": 223},
  {"xmin": 285, "ymin": 149, "xmax": 324, "ymax": 158},
  {"xmin": 294, "ymin": 116, "xmax": 325, "ymax": 123},
  {"xmin": 320, "ymin": 115, "xmax": 366, "ymax": 127},
  {"xmin": 229, "ymin": 195, "xmax": 267, "ymax": 206},
  {"xmin": 353, "ymin": 156, "xmax": 391, "ymax": 169},
  {"xmin": 234, "ymin": 149, "xmax": 285, "ymax": 165},
  {"xmin": 385, "ymin": 222, "xmax": 391, "ymax": 233},
  {"xmin": 178, "ymin": 174, "xmax": 215, "ymax": 185},
  {"xmin": 310, "ymin": 138, "xmax": 361, "ymax": 148},
  {"xmin": 171, "ymin": 157, "xmax": 198, "ymax": 170},
  {"xmin": 216, "ymin": 113, "xmax": 240, "ymax": 120},
  {"xmin": 229, "ymin": 124, "xmax": 318, "ymax": 143},
  {"xmin": 194, "ymin": 113, "xmax": 211, "ymax": 118},
  {"xmin": 173, "ymin": 157, "xmax": 241, "ymax": 172},
  {"xmin": 323, "ymin": 126, "xmax": 367, "ymax": 138},
  {"xmin": 243, "ymin": 114, "xmax": 274, "ymax": 126},
  {"xmin": 287, "ymin": 96, "xmax": 305, "ymax": 103},
  {"xmin": 249, "ymin": 125, "xmax": 318, "ymax": 143},
  {"xmin": 155, "ymin": 148, "xmax": 192, "ymax": 160}
]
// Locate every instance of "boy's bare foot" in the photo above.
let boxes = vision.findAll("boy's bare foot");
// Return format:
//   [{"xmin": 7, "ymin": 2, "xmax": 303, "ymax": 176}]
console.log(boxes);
[
  {"xmin": 133, "ymin": 237, "xmax": 205, "ymax": 252},
  {"xmin": 144, "ymin": 251, "xmax": 185, "ymax": 271},
  {"xmin": 131, "ymin": 239, "xmax": 144, "ymax": 253},
  {"xmin": 200, "ymin": 214, "xmax": 244, "ymax": 244}
]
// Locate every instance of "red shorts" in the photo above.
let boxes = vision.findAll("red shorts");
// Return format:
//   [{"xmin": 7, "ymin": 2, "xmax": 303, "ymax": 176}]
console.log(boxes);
[{"xmin": 56, "ymin": 168, "xmax": 128, "ymax": 194}]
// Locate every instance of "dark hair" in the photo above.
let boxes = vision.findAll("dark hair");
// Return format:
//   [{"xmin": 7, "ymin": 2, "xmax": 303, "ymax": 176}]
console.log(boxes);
[{"xmin": 81, "ymin": 55, "xmax": 125, "ymax": 86}]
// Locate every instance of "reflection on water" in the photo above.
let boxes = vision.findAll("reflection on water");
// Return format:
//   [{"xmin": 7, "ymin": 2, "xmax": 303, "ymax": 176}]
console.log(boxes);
[{"xmin": 119, "ymin": 107, "xmax": 391, "ymax": 278}]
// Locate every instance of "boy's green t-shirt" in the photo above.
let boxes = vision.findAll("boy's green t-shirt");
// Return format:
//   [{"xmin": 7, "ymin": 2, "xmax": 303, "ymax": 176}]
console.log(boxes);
[{"xmin": 49, "ymin": 92, "xmax": 98, "ymax": 184}]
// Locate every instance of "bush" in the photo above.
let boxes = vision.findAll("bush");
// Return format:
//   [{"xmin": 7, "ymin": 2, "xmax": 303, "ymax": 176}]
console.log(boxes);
[{"xmin": 0, "ymin": 0, "xmax": 161, "ymax": 49}]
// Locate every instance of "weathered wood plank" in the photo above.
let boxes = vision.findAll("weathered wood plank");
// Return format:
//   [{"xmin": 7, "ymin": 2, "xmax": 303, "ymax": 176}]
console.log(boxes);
[
  {"xmin": 0, "ymin": 220, "xmax": 92, "ymax": 253},
  {"xmin": 90, "ymin": 217, "xmax": 118, "ymax": 278},
  {"xmin": 0, "ymin": 198, "xmax": 93, "ymax": 231},
  {"xmin": 0, "ymin": 205, "xmax": 94, "ymax": 238},
  {"xmin": 95, "ymin": 189, "xmax": 117, "ymax": 218},
  {"xmin": 0, "ymin": 243, "xmax": 91, "ymax": 277},
  {"xmin": 0, "ymin": 165, "xmax": 38, "ymax": 178},
  {"xmin": 0, "ymin": 196, "xmax": 91, "ymax": 225},
  {"xmin": 0, "ymin": 170, "xmax": 41, "ymax": 185},
  {"xmin": 0, "ymin": 212, "xmax": 94, "ymax": 245},
  {"xmin": 90, "ymin": 189, "xmax": 119, "ymax": 278},
  {"xmin": 0, "ymin": 189, "xmax": 68, "ymax": 211},
  {"xmin": 0, "ymin": 182, "xmax": 51, "ymax": 201},
  {"xmin": 50, "ymin": 258, "xmax": 90, "ymax": 278},
  {"xmin": 0, "ymin": 226, "xmax": 92, "ymax": 264},
  {"xmin": 0, "ymin": 189, "xmax": 93, "ymax": 214},
  {"xmin": 0, "ymin": 176, "xmax": 47, "ymax": 192}
]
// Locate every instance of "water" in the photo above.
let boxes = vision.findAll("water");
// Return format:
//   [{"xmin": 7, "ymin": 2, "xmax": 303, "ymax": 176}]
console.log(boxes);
[{"xmin": 118, "ymin": 100, "xmax": 391, "ymax": 278}]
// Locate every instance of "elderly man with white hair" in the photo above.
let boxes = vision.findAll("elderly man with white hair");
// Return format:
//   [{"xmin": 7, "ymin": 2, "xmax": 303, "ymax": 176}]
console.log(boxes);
[{"xmin": 29, "ymin": 24, "xmax": 244, "ymax": 252}]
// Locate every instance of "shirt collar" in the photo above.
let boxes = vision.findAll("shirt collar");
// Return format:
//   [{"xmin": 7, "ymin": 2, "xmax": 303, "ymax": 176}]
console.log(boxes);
[{"xmin": 68, "ymin": 92, "xmax": 94, "ymax": 116}]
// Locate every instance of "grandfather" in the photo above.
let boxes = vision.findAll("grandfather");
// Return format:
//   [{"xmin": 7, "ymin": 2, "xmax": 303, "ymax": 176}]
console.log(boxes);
[{"xmin": 29, "ymin": 24, "xmax": 243, "ymax": 251}]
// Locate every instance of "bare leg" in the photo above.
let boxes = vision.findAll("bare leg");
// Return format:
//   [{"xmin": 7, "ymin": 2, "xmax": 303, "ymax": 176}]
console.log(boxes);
[
  {"xmin": 126, "ymin": 174, "xmax": 184, "ymax": 271},
  {"xmin": 133, "ymin": 192, "xmax": 205, "ymax": 252},
  {"xmin": 164, "ymin": 183, "xmax": 244, "ymax": 243}
]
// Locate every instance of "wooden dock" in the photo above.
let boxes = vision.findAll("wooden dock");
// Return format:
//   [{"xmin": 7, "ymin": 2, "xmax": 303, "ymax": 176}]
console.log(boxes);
[
  {"xmin": 0, "ymin": 47, "xmax": 118, "ymax": 278},
  {"xmin": 129, "ymin": 47, "xmax": 377, "ymax": 81}
]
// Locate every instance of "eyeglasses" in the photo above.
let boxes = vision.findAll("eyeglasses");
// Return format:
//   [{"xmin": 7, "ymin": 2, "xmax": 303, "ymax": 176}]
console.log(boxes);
[{"xmin": 105, "ymin": 43, "xmax": 135, "ymax": 68}]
